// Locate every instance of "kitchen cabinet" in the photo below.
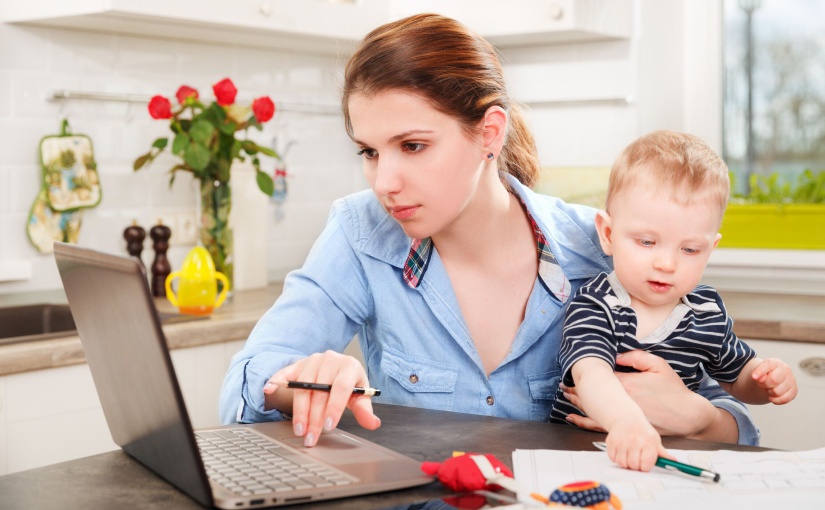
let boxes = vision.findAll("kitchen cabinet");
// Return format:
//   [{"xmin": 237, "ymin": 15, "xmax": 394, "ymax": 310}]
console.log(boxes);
[
  {"xmin": 0, "ymin": 339, "xmax": 246, "ymax": 476},
  {"xmin": 0, "ymin": 0, "xmax": 633, "ymax": 55},
  {"xmin": 744, "ymin": 339, "xmax": 825, "ymax": 451}
]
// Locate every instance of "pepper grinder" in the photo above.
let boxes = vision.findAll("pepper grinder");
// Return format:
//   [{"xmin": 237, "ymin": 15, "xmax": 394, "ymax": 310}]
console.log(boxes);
[
  {"xmin": 123, "ymin": 220, "xmax": 146, "ymax": 275},
  {"xmin": 149, "ymin": 220, "xmax": 172, "ymax": 297}
]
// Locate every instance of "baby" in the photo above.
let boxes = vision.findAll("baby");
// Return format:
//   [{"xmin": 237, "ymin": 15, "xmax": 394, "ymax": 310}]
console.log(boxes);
[{"xmin": 550, "ymin": 130, "xmax": 798, "ymax": 471}]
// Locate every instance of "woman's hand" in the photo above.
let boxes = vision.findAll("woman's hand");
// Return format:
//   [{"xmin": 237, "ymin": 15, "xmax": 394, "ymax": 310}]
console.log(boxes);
[
  {"xmin": 263, "ymin": 350, "xmax": 381, "ymax": 447},
  {"xmin": 564, "ymin": 350, "xmax": 737, "ymax": 442}
]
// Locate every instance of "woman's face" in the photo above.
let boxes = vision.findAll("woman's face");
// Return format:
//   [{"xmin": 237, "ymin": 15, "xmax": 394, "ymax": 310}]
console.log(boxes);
[{"xmin": 348, "ymin": 90, "xmax": 489, "ymax": 240}]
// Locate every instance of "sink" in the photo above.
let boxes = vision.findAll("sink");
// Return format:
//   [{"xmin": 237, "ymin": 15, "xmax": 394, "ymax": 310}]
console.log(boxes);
[
  {"xmin": 0, "ymin": 304, "xmax": 76, "ymax": 345},
  {"xmin": 0, "ymin": 303, "xmax": 208, "ymax": 347}
]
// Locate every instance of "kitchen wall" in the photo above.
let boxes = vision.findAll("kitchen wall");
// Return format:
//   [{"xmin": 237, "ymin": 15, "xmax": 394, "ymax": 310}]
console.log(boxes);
[
  {"xmin": 0, "ymin": 22, "xmax": 366, "ymax": 296},
  {"xmin": 0, "ymin": 0, "xmax": 730, "ymax": 299}
]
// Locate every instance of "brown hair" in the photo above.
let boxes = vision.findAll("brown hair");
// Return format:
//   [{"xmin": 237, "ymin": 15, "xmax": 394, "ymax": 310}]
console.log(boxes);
[
  {"xmin": 342, "ymin": 13, "xmax": 541, "ymax": 188},
  {"xmin": 606, "ymin": 130, "xmax": 730, "ymax": 222}
]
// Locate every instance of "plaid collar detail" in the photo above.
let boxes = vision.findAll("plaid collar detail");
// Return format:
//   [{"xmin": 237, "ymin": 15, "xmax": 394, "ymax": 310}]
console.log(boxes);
[
  {"xmin": 523, "ymin": 205, "xmax": 572, "ymax": 302},
  {"xmin": 402, "ymin": 237, "xmax": 433, "ymax": 288},
  {"xmin": 402, "ymin": 203, "xmax": 571, "ymax": 302}
]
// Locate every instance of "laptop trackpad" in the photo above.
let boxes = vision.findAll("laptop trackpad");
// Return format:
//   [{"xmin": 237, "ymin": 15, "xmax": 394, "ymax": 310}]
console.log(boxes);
[{"xmin": 282, "ymin": 433, "xmax": 396, "ymax": 465}]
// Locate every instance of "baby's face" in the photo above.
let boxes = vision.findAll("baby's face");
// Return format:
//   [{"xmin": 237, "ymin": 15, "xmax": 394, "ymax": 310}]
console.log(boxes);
[{"xmin": 603, "ymin": 182, "xmax": 722, "ymax": 313}]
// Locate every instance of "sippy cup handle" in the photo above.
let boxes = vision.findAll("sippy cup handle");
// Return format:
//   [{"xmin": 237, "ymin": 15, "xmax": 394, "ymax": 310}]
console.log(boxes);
[
  {"xmin": 214, "ymin": 272, "xmax": 229, "ymax": 309},
  {"xmin": 165, "ymin": 271, "xmax": 181, "ymax": 306}
]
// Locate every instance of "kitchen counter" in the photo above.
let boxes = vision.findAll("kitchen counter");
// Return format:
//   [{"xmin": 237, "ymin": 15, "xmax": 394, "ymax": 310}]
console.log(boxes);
[
  {"xmin": 718, "ymin": 290, "xmax": 825, "ymax": 344},
  {"xmin": 0, "ymin": 283, "xmax": 283, "ymax": 378},
  {"xmin": 0, "ymin": 283, "xmax": 823, "ymax": 377}
]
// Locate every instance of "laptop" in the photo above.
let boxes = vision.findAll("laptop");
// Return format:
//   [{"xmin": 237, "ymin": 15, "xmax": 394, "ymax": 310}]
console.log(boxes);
[{"xmin": 53, "ymin": 242, "xmax": 433, "ymax": 509}]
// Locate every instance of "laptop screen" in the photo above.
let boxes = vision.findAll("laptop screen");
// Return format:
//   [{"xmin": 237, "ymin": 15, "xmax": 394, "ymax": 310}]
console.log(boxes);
[{"xmin": 54, "ymin": 242, "xmax": 213, "ymax": 507}]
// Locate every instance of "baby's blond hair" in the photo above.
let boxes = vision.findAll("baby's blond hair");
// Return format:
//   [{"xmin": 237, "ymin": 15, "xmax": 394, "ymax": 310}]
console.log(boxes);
[{"xmin": 606, "ymin": 130, "xmax": 730, "ymax": 224}]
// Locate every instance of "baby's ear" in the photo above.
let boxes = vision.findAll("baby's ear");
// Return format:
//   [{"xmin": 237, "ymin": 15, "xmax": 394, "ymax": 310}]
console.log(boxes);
[{"xmin": 595, "ymin": 210, "xmax": 613, "ymax": 256}]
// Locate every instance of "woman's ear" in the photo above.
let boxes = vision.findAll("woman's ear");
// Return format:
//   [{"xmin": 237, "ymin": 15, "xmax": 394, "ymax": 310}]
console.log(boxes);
[
  {"xmin": 481, "ymin": 105, "xmax": 507, "ymax": 157},
  {"xmin": 595, "ymin": 210, "xmax": 614, "ymax": 256}
]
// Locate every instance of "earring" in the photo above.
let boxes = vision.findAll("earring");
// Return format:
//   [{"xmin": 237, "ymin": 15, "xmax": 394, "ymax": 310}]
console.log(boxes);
[{"xmin": 487, "ymin": 153, "xmax": 495, "ymax": 160}]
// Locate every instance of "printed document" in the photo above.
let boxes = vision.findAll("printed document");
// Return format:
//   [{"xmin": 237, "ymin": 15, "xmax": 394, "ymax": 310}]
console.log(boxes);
[{"xmin": 513, "ymin": 447, "xmax": 825, "ymax": 508}]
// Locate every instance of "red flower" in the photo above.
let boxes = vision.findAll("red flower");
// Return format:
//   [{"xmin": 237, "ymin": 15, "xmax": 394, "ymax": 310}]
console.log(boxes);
[
  {"xmin": 252, "ymin": 96, "xmax": 276, "ymax": 123},
  {"xmin": 175, "ymin": 85, "xmax": 199, "ymax": 104},
  {"xmin": 148, "ymin": 95, "xmax": 172, "ymax": 119},
  {"xmin": 213, "ymin": 78, "xmax": 237, "ymax": 106}
]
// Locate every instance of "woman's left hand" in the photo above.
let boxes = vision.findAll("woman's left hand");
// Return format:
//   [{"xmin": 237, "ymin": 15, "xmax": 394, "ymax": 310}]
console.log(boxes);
[{"xmin": 564, "ymin": 350, "xmax": 734, "ymax": 441}]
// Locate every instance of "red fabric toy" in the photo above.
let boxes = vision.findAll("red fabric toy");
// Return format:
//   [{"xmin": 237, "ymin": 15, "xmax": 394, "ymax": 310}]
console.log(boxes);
[{"xmin": 421, "ymin": 453, "xmax": 514, "ymax": 493}]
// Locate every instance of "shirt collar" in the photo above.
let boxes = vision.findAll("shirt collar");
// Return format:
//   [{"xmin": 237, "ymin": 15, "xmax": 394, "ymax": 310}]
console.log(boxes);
[
  {"xmin": 402, "ymin": 237, "xmax": 432, "ymax": 289},
  {"xmin": 402, "ymin": 194, "xmax": 572, "ymax": 303},
  {"xmin": 604, "ymin": 271, "xmax": 721, "ymax": 313}
]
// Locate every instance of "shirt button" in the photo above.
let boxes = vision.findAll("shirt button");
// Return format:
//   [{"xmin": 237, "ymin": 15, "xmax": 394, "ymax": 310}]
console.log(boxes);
[
  {"xmin": 409, "ymin": 374, "xmax": 419, "ymax": 384},
  {"xmin": 486, "ymin": 396, "xmax": 494, "ymax": 405}
]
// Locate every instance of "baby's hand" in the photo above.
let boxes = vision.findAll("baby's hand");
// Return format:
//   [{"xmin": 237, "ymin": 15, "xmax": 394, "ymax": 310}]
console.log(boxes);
[
  {"xmin": 751, "ymin": 358, "xmax": 798, "ymax": 405},
  {"xmin": 605, "ymin": 419, "xmax": 670, "ymax": 472}
]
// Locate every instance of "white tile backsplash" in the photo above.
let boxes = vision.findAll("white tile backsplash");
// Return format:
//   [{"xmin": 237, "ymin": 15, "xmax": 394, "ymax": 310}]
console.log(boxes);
[
  {"xmin": 9, "ymin": 164, "xmax": 41, "ymax": 213},
  {"xmin": 0, "ymin": 25, "xmax": 53, "ymax": 71},
  {"xmin": 46, "ymin": 28, "xmax": 119, "ymax": 75},
  {"xmin": 0, "ymin": 70, "xmax": 11, "ymax": 117}
]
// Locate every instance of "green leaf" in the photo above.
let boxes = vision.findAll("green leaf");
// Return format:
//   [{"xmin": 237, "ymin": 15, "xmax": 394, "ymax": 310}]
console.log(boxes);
[
  {"xmin": 231, "ymin": 139, "xmax": 242, "ymax": 160},
  {"xmin": 256, "ymin": 170, "xmax": 275, "ymax": 196},
  {"xmin": 208, "ymin": 102, "xmax": 227, "ymax": 120},
  {"xmin": 241, "ymin": 140, "xmax": 259, "ymax": 155},
  {"xmin": 172, "ymin": 133, "xmax": 190, "ymax": 155},
  {"xmin": 189, "ymin": 119, "xmax": 216, "ymax": 144},
  {"xmin": 216, "ymin": 158, "xmax": 231, "ymax": 182},
  {"xmin": 184, "ymin": 142, "xmax": 211, "ymax": 171},
  {"xmin": 152, "ymin": 137, "xmax": 168, "ymax": 149},
  {"xmin": 218, "ymin": 121, "xmax": 238, "ymax": 135},
  {"xmin": 133, "ymin": 152, "xmax": 152, "ymax": 171},
  {"xmin": 257, "ymin": 146, "xmax": 278, "ymax": 158}
]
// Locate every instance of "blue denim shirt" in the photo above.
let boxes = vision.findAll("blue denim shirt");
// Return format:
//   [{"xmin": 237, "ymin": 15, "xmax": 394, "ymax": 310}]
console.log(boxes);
[{"xmin": 219, "ymin": 175, "xmax": 759, "ymax": 446}]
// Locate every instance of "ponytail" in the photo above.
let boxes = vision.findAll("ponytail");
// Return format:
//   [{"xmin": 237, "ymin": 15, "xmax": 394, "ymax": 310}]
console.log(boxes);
[{"xmin": 500, "ymin": 103, "xmax": 541, "ymax": 188}]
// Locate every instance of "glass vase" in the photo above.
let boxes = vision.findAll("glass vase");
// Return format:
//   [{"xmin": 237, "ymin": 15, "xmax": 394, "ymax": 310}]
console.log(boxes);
[{"xmin": 199, "ymin": 178, "xmax": 233, "ymax": 294}]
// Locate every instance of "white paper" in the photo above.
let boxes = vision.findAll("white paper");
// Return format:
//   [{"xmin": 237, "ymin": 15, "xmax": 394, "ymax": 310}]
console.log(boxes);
[{"xmin": 513, "ymin": 447, "xmax": 825, "ymax": 509}]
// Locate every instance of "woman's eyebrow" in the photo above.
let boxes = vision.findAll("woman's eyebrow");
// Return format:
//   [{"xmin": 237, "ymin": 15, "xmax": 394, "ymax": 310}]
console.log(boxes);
[
  {"xmin": 387, "ymin": 129, "xmax": 434, "ymax": 143},
  {"xmin": 352, "ymin": 129, "xmax": 434, "ymax": 147}
]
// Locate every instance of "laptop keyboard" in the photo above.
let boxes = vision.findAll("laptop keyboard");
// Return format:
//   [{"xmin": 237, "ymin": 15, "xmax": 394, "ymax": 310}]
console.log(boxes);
[{"xmin": 196, "ymin": 428, "xmax": 357, "ymax": 496}]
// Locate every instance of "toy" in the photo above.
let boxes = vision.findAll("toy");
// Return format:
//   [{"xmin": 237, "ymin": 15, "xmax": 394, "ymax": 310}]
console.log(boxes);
[
  {"xmin": 420, "ymin": 452, "xmax": 514, "ymax": 493},
  {"xmin": 545, "ymin": 481, "xmax": 622, "ymax": 509},
  {"xmin": 421, "ymin": 453, "xmax": 621, "ymax": 509}
]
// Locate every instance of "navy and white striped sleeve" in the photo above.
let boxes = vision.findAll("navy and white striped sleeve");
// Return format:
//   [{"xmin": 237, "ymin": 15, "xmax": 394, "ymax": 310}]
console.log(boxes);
[
  {"xmin": 703, "ymin": 292, "xmax": 756, "ymax": 383},
  {"xmin": 558, "ymin": 291, "xmax": 618, "ymax": 387}
]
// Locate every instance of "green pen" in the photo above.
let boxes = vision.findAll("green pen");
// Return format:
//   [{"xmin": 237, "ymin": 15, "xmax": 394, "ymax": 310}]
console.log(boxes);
[{"xmin": 592, "ymin": 442, "xmax": 721, "ymax": 483}]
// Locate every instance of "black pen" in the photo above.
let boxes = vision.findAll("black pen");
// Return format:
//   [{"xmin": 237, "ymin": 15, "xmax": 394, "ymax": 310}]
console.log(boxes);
[
  {"xmin": 592, "ymin": 442, "xmax": 721, "ymax": 482},
  {"xmin": 287, "ymin": 381, "xmax": 381, "ymax": 397}
]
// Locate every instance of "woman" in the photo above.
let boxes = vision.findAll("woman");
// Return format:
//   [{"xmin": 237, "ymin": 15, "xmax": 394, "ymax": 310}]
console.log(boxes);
[{"xmin": 219, "ymin": 13, "xmax": 757, "ymax": 449}]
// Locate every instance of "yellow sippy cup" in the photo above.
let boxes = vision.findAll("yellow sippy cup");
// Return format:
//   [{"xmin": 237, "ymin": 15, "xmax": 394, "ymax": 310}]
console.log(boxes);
[{"xmin": 165, "ymin": 246, "xmax": 229, "ymax": 316}]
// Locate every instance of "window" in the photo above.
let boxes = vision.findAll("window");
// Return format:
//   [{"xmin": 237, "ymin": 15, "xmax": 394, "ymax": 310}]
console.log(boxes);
[{"xmin": 723, "ymin": 0, "xmax": 825, "ymax": 195}]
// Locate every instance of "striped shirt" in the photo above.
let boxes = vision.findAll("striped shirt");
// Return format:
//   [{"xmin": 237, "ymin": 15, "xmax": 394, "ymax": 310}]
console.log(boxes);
[{"xmin": 550, "ymin": 271, "xmax": 756, "ymax": 424}]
